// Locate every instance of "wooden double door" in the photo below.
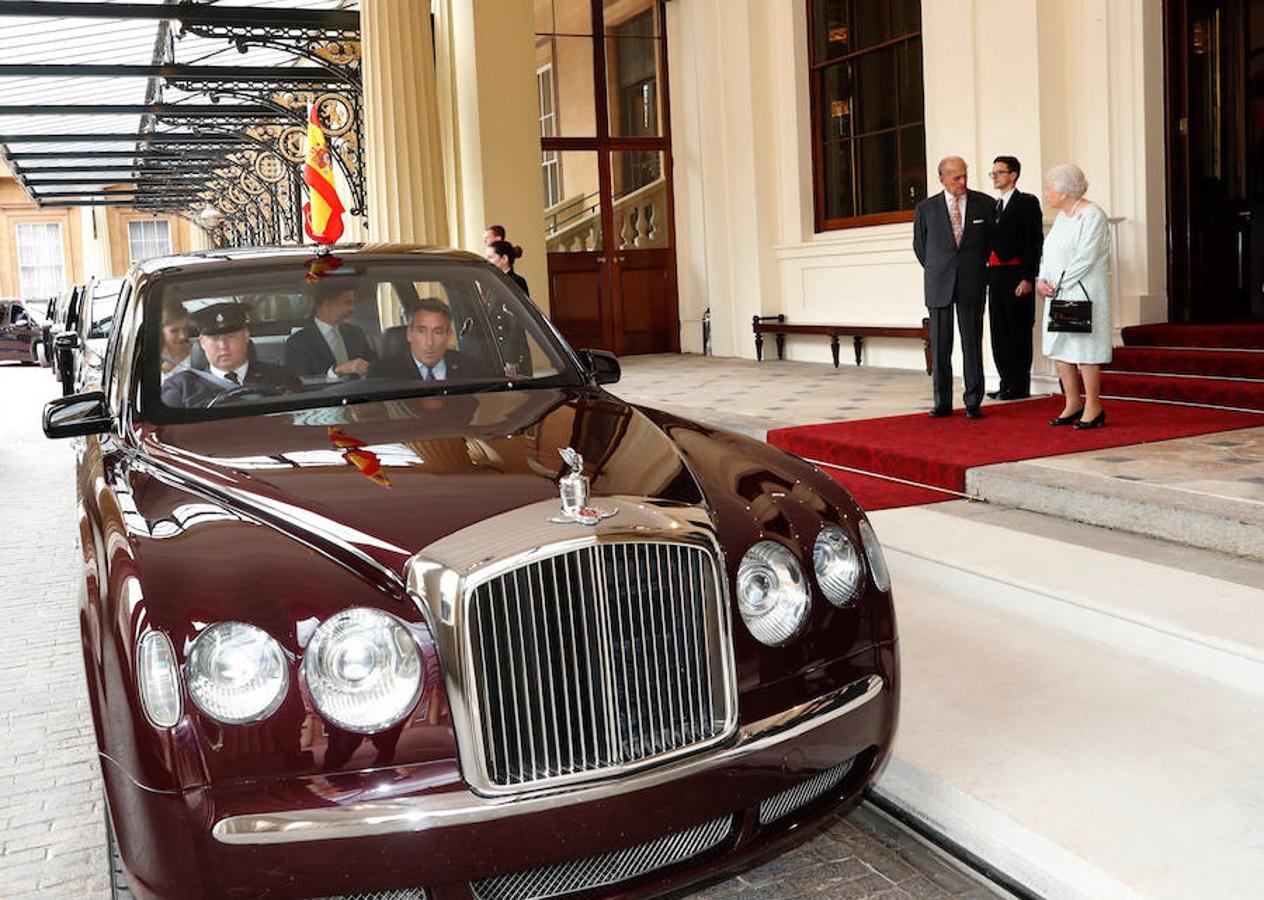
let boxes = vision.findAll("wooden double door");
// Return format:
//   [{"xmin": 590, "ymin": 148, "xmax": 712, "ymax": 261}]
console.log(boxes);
[
  {"xmin": 536, "ymin": 0, "xmax": 679, "ymax": 355},
  {"xmin": 1165, "ymin": 0, "xmax": 1264, "ymax": 321}
]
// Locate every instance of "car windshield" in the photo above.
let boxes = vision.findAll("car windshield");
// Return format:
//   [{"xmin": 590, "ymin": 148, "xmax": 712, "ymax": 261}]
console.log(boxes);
[
  {"xmin": 145, "ymin": 257, "xmax": 583, "ymax": 422},
  {"xmin": 87, "ymin": 280, "xmax": 123, "ymax": 339}
]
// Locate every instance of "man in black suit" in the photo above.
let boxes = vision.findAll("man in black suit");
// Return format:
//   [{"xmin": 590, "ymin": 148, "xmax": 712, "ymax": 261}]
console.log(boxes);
[
  {"xmin": 368, "ymin": 299, "xmax": 464, "ymax": 382},
  {"xmin": 913, "ymin": 155, "xmax": 993, "ymax": 419},
  {"xmin": 985, "ymin": 155, "xmax": 1044, "ymax": 400},
  {"xmin": 161, "ymin": 302, "xmax": 301, "ymax": 409},
  {"xmin": 285, "ymin": 283, "xmax": 376, "ymax": 379}
]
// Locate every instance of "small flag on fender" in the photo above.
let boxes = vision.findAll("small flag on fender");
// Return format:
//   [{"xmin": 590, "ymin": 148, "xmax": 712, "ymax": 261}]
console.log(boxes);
[{"xmin": 302, "ymin": 103, "xmax": 345, "ymax": 245}]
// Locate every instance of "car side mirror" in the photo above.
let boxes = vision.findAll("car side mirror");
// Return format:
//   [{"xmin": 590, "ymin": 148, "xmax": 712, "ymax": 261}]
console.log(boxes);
[
  {"xmin": 43, "ymin": 391, "xmax": 113, "ymax": 439},
  {"xmin": 580, "ymin": 348, "xmax": 621, "ymax": 385}
]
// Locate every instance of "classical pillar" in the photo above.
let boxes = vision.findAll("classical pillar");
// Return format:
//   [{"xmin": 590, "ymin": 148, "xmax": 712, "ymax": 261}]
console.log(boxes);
[
  {"xmin": 361, "ymin": 0, "xmax": 449, "ymax": 244},
  {"xmin": 433, "ymin": 0, "xmax": 547, "ymax": 307}
]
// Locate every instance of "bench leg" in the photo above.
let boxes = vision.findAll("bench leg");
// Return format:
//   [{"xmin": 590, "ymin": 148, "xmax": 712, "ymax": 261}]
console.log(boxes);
[
  {"xmin": 755, "ymin": 331, "xmax": 764, "ymax": 362},
  {"xmin": 853, "ymin": 335, "xmax": 864, "ymax": 366},
  {"xmin": 775, "ymin": 332, "xmax": 785, "ymax": 360},
  {"xmin": 829, "ymin": 335, "xmax": 840, "ymax": 368}
]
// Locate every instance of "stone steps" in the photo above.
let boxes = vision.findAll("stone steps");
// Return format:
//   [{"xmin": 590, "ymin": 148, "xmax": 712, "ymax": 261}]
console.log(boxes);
[
  {"xmin": 965, "ymin": 461, "xmax": 1264, "ymax": 562},
  {"xmin": 868, "ymin": 504, "xmax": 1264, "ymax": 900}
]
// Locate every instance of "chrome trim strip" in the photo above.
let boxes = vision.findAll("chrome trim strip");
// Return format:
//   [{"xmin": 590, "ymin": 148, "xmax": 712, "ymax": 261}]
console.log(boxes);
[{"xmin": 211, "ymin": 674, "xmax": 883, "ymax": 845}]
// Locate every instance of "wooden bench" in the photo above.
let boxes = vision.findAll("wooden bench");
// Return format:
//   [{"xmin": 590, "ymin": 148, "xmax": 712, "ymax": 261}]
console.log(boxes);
[{"xmin": 753, "ymin": 315, "xmax": 933, "ymax": 375}]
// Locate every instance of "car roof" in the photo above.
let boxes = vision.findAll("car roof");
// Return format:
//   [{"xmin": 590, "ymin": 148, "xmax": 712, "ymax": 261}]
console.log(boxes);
[{"xmin": 134, "ymin": 243, "xmax": 486, "ymax": 276}]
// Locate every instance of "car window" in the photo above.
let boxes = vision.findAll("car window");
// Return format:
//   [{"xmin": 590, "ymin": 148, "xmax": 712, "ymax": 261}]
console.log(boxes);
[
  {"xmin": 86, "ymin": 281, "xmax": 124, "ymax": 340},
  {"xmin": 103, "ymin": 284, "xmax": 134, "ymax": 413},
  {"xmin": 143, "ymin": 258, "xmax": 582, "ymax": 423}
]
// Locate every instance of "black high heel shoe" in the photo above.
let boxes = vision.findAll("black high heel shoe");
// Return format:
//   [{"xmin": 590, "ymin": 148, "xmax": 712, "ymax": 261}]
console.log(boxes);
[
  {"xmin": 1049, "ymin": 408, "xmax": 1084, "ymax": 426},
  {"xmin": 1074, "ymin": 410, "xmax": 1107, "ymax": 430}
]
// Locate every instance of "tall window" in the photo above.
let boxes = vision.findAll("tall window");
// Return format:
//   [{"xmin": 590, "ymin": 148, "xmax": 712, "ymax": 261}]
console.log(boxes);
[
  {"xmin": 128, "ymin": 219, "xmax": 172, "ymax": 263},
  {"xmin": 15, "ymin": 222, "xmax": 65, "ymax": 297},
  {"xmin": 808, "ymin": 1, "xmax": 926, "ymax": 230},
  {"xmin": 537, "ymin": 64, "xmax": 562, "ymax": 208}
]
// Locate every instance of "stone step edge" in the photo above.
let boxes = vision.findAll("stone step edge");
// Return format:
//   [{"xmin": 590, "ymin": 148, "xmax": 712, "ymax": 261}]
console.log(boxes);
[
  {"xmin": 885, "ymin": 546, "xmax": 1264, "ymax": 701},
  {"xmin": 872, "ymin": 757, "xmax": 1143, "ymax": 900},
  {"xmin": 965, "ymin": 461, "xmax": 1264, "ymax": 560}
]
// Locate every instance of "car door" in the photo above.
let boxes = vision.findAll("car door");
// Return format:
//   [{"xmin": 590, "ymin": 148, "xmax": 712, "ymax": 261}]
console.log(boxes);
[{"xmin": 0, "ymin": 303, "xmax": 16, "ymax": 360}]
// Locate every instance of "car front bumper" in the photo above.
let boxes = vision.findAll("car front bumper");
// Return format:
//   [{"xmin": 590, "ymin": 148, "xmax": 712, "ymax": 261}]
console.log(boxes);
[{"xmin": 104, "ymin": 643, "xmax": 898, "ymax": 900}]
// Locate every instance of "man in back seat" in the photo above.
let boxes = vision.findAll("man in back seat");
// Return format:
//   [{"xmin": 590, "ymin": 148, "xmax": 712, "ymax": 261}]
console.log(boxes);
[{"xmin": 285, "ymin": 282, "xmax": 376, "ymax": 379}]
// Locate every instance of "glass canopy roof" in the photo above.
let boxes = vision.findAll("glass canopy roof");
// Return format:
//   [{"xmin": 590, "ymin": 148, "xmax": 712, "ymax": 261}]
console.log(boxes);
[{"xmin": 0, "ymin": 0, "xmax": 359, "ymax": 217}]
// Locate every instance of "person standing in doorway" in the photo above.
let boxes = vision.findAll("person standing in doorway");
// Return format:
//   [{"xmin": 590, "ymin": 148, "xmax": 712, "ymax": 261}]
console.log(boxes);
[
  {"xmin": 986, "ymin": 155, "xmax": 1044, "ymax": 400},
  {"xmin": 913, "ymin": 155, "xmax": 993, "ymax": 419}
]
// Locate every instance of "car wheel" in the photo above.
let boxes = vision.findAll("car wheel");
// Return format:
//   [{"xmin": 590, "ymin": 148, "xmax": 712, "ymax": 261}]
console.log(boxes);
[
  {"xmin": 23, "ymin": 340, "xmax": 38, "ymax": 366},
  {"xmin": 103, "ymin": 798, "xmax": 135, "ymax": 899}
]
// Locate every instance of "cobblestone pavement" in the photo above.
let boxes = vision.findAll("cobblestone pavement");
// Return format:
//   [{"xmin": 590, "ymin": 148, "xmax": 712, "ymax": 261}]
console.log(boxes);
[
  {"xmin": 0, "ymin": 362, "xmax": 1000, "ymax": 899},
  {"xmin": 0, "ymin": 363, "xmax": 108, "ymax": 899}
]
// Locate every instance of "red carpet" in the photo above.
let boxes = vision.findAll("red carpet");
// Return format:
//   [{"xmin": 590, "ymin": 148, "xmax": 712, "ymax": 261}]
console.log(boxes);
[
  {"xmin": 1120, "ymin": 322, "xmax": 1264, "ymax": 350},
  {"xmin": 1104, "ymin": 322, "xmax": 1264, "ymax": 410},
  {"xmin": 1099, "ymin": 372, "xmax": 1264, "ymax": 411},
  {"xmin": 821, "ymin": 467, "xmax": 958, "ymax": 512},
  {"xmin": 769, "ymin": 396, "xmax": 1262, "ymax": 494},
  {"xmin": 1109, "ymin": 346, "xmax": 1264, "ymax": 380}
]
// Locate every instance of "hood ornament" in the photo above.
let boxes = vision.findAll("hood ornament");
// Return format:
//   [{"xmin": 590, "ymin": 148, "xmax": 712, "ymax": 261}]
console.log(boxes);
[{"xmin": 550, "ymin": 448, "xmax": 617, "ymax": 526}]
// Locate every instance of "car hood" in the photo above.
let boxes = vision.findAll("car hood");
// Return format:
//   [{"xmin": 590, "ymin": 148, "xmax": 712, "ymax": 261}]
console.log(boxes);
[{"xmin": 141, "ymin": 387, "xmax": 706, "ymax": 577}]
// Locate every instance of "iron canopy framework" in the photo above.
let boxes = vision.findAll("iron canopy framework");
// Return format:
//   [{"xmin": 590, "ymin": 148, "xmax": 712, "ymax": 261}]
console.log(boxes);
[{"xmin": 0, "ymin": 1, "xmax": 365, "ymax": 248}]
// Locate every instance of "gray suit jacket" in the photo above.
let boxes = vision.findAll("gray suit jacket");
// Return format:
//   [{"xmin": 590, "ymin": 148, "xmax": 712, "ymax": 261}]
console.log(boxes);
[{"xmin": 913, "ymin": 190, "xmax": 993, "ymax": 309}]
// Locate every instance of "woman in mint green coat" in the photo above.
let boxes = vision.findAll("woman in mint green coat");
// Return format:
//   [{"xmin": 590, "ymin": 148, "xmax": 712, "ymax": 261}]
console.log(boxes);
[{"xmin": 1036, "ymin": 163, "xmax": 1112, "ymax": 429}]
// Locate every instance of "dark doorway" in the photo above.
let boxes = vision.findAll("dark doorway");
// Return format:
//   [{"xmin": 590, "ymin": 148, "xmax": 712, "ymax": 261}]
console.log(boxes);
[
  {"xmin": 1166, "ymin": 0, "xmax": 1264, "ymax": 322},
  {"xmin": 533, "ymin": 0, "xmax": 679, "ymax": 356}
]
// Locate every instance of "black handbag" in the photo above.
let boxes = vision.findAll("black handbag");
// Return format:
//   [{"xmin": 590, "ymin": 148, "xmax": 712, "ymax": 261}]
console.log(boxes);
[{"xmin": 1048, "ymin": 273, "xmax": 1092, "ymax": 333}]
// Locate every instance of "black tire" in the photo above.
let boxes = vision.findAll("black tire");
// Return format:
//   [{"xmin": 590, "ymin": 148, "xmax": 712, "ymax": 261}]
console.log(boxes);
[
  {"xmin": 22, "ymin": 340, "xmax": 38, "ymax": 366},
  {"xmin": 104, "ymin": 797, "xmax": 135, "ymax": 899}
]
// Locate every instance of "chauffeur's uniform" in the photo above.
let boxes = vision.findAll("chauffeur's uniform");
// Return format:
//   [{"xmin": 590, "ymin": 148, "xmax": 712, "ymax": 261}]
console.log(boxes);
[{"xmin": 160, "ymin": 302, "xmax": 301, "ymax": 409}]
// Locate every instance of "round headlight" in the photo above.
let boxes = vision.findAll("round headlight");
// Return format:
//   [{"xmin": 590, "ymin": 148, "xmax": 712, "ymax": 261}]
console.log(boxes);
[
  {"xmin": 736, "ymin": 540, "xmax": 811, "ymax": 646},
  {"xmin": 303, "ymin": 608, "xmax": 422, "ymax": 734},
  {"xmin": 813, "ymin": 524, "xmax": 863, "ymax": 606},
  {"xmin": 858, "ymin": 519, "xmax": 891, "ymax": 592},
  {"xmin": 186, "ymin": 622, "xmax": 289, "ymax": 724}
]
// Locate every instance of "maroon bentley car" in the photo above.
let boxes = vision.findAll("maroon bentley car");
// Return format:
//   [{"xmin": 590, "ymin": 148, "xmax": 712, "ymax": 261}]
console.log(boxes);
[{"xmin": 43, "ymin": 246, "xmax": 898, "ymax": 900}]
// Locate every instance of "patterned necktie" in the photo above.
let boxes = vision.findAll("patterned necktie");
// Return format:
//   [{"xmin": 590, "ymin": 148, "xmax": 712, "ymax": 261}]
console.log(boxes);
[
  {"xmin": 949, "ymin": 196, "xmax": 964, "ymax": 247},
  {"xmin": 421, "ymin": 365, "xmax": 433, "ymax": 382},
  {"xmin": 329, "ymin": 327, "xmax": 349, "ymax": 365},
  {"xmin": 224, "ymin": 371, "xmax": 240, "ymax": 385}
]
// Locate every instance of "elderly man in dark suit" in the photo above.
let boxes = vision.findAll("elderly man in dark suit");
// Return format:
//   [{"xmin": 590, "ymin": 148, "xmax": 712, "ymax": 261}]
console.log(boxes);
[
  {"xmin": 161, "ymin": 302, "xmax": 302, "ymax": 409},
  {"xmin": 285, "ymin": 282, "xmax": 376, "ymax": 379},
  {"xmin": 985, "ymin": 155, "xmax": 1044, "ymax": 400},
  {"xmin": 368, "ymin": 299, "xmax": 464, "ymax": 382},
  {"xmin": 913, "ymin": 155, "xmax": 994, "ymax": 419}
]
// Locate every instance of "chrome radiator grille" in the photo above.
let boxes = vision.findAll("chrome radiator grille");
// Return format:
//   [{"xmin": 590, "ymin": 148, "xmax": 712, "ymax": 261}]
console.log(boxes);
[
  {"xmin": 467, "ymin": 541, "xmax": 728, "ymax": 788},
  {"xmin": 471, "ymin": 814, "xmax": 734, "ymax": 900}
]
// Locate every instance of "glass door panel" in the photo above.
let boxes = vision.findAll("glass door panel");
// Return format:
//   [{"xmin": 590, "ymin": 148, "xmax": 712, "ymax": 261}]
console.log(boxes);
[
  {"xmin": 544, "ymin": 151, "xmax": 603, "ymax": 253},
  {"xmin": 609, "ymin": 150, "xmax": 670, "ymax": 249},
  {"xmin": 535, "ymin": 36, "xmax": 598, "ymax": 137}
]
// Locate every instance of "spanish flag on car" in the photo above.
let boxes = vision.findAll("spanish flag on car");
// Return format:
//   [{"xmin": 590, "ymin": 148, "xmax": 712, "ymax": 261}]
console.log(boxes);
[{"xmin": 303, "ymin": 103, "xmax": 345, "ymax": 245}]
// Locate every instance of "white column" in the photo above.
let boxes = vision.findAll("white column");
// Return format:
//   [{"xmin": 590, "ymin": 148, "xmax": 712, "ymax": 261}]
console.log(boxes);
[
  {"xmin": 79, "ymin": 206, "xmax": 112, "ymax": 280},
  {"xmin": 434, "ymin": 0, "xmax": 547, "ymax": 308},
  {"xmin": 360, "ymin": 0, "xmax": 449, "ymax": 244}
]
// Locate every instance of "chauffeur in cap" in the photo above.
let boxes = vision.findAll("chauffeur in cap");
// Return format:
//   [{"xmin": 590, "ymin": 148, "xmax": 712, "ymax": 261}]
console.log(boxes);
[{"xmin": 161, "ymin": 302, "xmax": 302, "ymax": 409}]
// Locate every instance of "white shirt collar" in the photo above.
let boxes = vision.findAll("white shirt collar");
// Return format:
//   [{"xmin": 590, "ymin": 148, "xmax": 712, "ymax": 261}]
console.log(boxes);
[
  {"xmin": 210, "ymin": 361, "xmax": 249, "ymax": 382},
  {"xmin": 314, "ymin": 317, "xmax": 338, "ymax": 343},
  {"xmin": 414, "ymin": 357, "xmax": 446, "ymax": 380},
  {"xmin": 998, "ymin": 187, "xmax": 1016, "ymax": 209},
  {"xmin": 945, "ymin": 191, "xmax": 965, "ymax": 212}
]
